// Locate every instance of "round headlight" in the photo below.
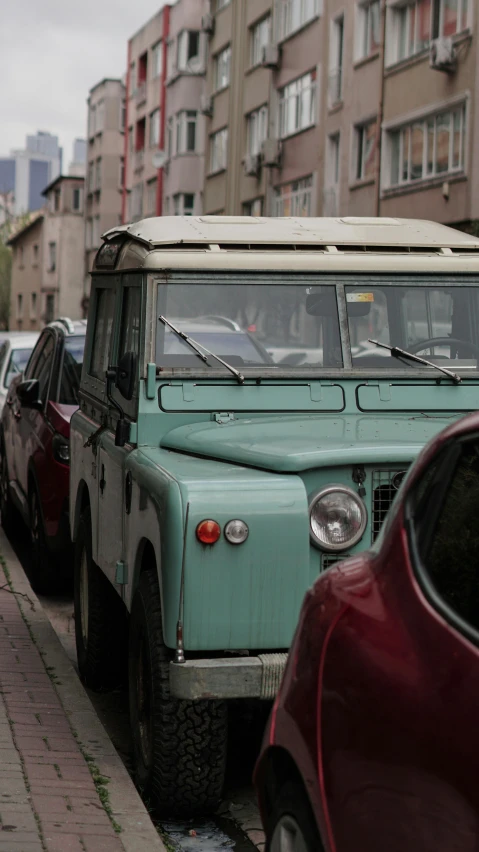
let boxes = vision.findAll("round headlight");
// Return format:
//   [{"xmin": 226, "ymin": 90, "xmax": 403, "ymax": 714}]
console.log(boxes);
[
  {"xmin": 224, "ymin": 519, "xmax": 249, "ymax": 545},
  {"xmin": 309, "ymin": 485, "xmax": 367, "ymax": 552}
]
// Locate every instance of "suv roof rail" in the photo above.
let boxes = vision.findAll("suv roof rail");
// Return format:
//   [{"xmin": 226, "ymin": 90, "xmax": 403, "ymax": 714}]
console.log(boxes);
[{"xmin": 52, "ymin": 317, "xmax": 75, "ymax": 334}]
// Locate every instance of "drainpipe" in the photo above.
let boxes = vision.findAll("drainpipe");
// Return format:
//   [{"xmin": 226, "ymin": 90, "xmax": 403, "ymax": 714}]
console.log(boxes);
[
  {"xmin": 375, "ymin": 0, "xmax": 387, "ymax": 216},
  {"xmin": 121, "ymin": 40, "xmax": 132, "ymax": 224},
  {"xmin": 156, "ymin": 4, "xmax": 170, "ymax": 217}
]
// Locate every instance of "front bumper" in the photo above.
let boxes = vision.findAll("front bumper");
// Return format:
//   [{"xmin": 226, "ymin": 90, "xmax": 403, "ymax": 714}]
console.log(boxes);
[{"xmin": 170, "ymin": 653, "xmax": 288, "ymax": 701}]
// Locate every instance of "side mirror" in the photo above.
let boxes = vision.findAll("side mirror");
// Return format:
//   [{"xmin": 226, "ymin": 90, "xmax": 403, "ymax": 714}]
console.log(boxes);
[
  {"xmin": 107, "ymin": 351, "xmax": 137, "ymax": 401},
  {"xmin": 16, "ymin": 379, "xmax": 43, "ymax": 410}
]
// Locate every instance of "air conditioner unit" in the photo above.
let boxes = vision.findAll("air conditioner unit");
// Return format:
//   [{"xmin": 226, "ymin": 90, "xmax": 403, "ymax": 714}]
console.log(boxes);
[
  {"xmin": 244, "ymin": 154, "xmax": 261, "ymax": 177},
  {"xmin": 429, "ymin": 37, "xmax": 457, "ymax": 72},
  {"xmin": 261, "ymin": 43, "xmax": 280, "ymax": 69},
  {"xmin": 201, "ymin": 13, "xmax": 215, "ymax": 35},
  {"xmin": 261, "ymin": 138, "xmax": 281, "ymax": 167},
  {"xmin": 200, "ymin": 94, "xmax": 213, "ymax": 117}
]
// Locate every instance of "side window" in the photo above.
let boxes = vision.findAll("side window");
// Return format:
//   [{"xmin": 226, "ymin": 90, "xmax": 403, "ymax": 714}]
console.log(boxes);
[
  {"xmin": 0, "ymin": 342, "xmax": 7, "ymax": 373},
  {"xmin": 59, "ymin": 336, "xmax": 85, "ymax": 406},
  {"xmin": 118, "ymin": 285, "xmax": 141, "ymax": 360},
  {"xmin": 417, "ymin": 441, "xmax": 479, "ymax": 633},
  {"xmin": 33, "ymin": 336, "xmax": 55, "ymax": 405},
  {"xmin": 90, "ymin": 287, "xmax": 116, "ymax": 380},
  {"xmin": 25, "ymin": 334, "xmax": 48, "ymax": 380}
]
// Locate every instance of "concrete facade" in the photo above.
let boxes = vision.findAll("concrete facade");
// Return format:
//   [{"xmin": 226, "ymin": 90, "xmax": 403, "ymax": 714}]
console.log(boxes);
[
  {"xmin": 85, "ymin": 78, "xmax": 125, "ymax": 279},
  {"xmin": 8, "ymin": 176, "xmax": 85, "ymax": 330}
]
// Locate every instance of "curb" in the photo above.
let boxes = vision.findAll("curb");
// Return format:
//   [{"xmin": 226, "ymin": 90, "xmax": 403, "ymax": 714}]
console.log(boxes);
[{"xmin": 0, "ymin": 528, "xmax": 166, "ymax": 852}]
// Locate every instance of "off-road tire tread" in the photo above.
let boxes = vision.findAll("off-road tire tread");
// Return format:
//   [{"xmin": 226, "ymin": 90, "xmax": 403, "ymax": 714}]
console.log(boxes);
[
  {"xmin": 129, "ymin": 568, "xmax": 228, "ymax": 816},
  {"xmin": 74, "ymin": 506, "xmax": 124, "ymax": 691}
]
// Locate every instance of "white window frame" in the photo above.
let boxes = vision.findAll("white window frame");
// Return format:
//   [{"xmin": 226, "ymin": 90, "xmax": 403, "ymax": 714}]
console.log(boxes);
[
  {"xmin": 329, "ymin": 14, "xmax": 344, "ymax": 105},
  {"xmin": 433, "ymin": 0, "xmax": 470, "ymax": 38},
  {"xmin": 173, "ymin": 193, "xmax": 195, "ymax": 215},
  {"xmin": 214, "ymin": 45, "xmax": 231, "ymax": 91},
  {"xmin": 250, "ymin": 16, "xmax": 271, "ymax": 66},
  {"xmin": 30, "ymin": 292, "xmax": 37, "ymax": 320},
  {"xmin": 247, "ymin": 105, "xmax": 269, "ymax": 156},
  {"xmin": 72, "ymin": 187, "xmax": 83, "ymax": 212},
  {"xmin": 273, "ymin": 175, "xmax": 313, "ymax": 216},
  {"xmin": 152, "ymin": 41, "xmax": 163, "ymax": 78},
  {"xmin": 177, "ymin": 30, "xmax": 201, "ymax": 71},
  {"xmin": 278, "ymin": 71, "xmax": 317, "ymax": 139},
  {"xmin": 210, "ymin": 128, "xmax": 228, "ymax": 173},
  {"xmin": 353, "ymin": 118, "xmax": 378, "ymax": 181},
  {"xmin": 149, "ymin": 109, "xmax": 160, "ymax": 147},
  {"xmin": 276, "ymin": 0, "xmax": 320, "ymax": 42},
  {"xmin": 243, "ymin": 198, "xmax": 264, "ymax": 216},
  {"xmin": 175, "ymin": 111, "xmax": 198, "ymax": 154},
  {"xmin": 384, "ymin": 100, "xmax": 467, "ymax": 190},
  {"xmin": 355, "ymin": 0, "xmax": 381, "ymax": 61},
  {"xmin": 327, "ymin": 132, "xmax": 341, "ymax": 186}
]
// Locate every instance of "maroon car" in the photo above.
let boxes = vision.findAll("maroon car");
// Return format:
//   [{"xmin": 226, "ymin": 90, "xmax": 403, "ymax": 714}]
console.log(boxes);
[
  {"xmin": 255, "ymin": 410, "xmax": 479, "ymax": 852},
  {"xmin": 0, "ymin": 318, "xmax": 86, "ymax": 593}
]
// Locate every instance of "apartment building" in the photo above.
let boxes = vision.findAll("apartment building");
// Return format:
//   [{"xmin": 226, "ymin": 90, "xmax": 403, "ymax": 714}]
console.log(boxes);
[
  {"xmin": 8, "ymin": 176, "xmax": 85, "ymax": 330},
  {"xmin": 163, "ymin": 0, "xmax": 209, "ymax": 216},
  {"xmin": 201, "ymin": 0, "xmax": 478, "ymax": 229},
  {"xmin": 85, "ymin": 78, "xmax": 125, "ymax": 278},
  {"xmin": 123, "ymin": 7, "xmax": 170, "ymax": 223}
]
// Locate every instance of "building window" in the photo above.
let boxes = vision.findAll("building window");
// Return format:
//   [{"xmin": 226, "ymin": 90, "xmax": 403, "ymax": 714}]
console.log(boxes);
[
  {"xmin": 278, "ymin": 71, "xmax": 316, "ymax": 139},
  {"xmin": 128, "ymin": 127, "xmax": 134, "ymax": 153},
  {"xmin": 92, "ymin": 216, "xmax": 101, "ymax": 247},
  {"xmin": 210, "ymin": 128, "xmax": 228, "ymax": 173},
  {"xmin": 152, "ymin": 41, "xmax": 163, "ymax": 78},
  {"xmin": 167, "ymin": 117, "xmax": 173, "ymax": 157},
  {"xmin": 173, "ymin": 193, "xmax": 195, "ymax": 216},
  {"xmin": 214, "ymin": 45, "xmax": 231, "ymax": 91},
  {"xmin": 247, "ymin": 105, "xmax": 269, "ymax": 156},
  {"xmin": 327, "ymin": 133, "xmax": 341, "ymax": 185},
  {"xmin": 387, "ymin": 103, "xmax": 466, "ymax": 188},
  {"xmin": 48, "ymin": 242, "xmax": 57, "ymax": 272},
  {"xmin": 72, "ymin": 187, "xmax": 83, "ymax": 212},
  {"xmin": 96, "ymin": 99, "xmax": 105, "ymax": 132},
  {"xmin": 131, "ymin": 183, "xmax": 144, "ymax": 221},
  {"xmin": 432, "ymin": 0, "xmax": 469, "ymax": 37},
  {"xmin": 356, "ymin": 1, "xmax": 381, "ymax": 60},
  {"xmin": 147, "ymin": 179, "xmax": 157, "ymax": 216},
  {"xmin": 243, "ymin": 198, "xmax": 263, "ymax": 216},
  {"xmin": 386, "ymin": 0, "xmax": 431, "ymax": 65},
  {"xmin": 95, "ymin": 158, "xmax": 102, "ymax": 190},
  {"xmin": 250, "ymin": 16, "xmax": 271, "ymax": 66},
  {"xmin": 31, "ymin": 293, "xmax": 37, "ymax": 319},
  {"xmin": 53, "ymin": 189, "xmax": 61, "ymax": 212},
  {"xmin": 276, "ymin": 0, "xmax": 319, "ymax": 41},
  {"xmin": 149, "ymin": 109, "xmax": 160, "ymax": 147},
  {"xmin": 45, "ymin": 294, "xmax": 55, "ymax": 325},
  {"xmin": 177, "ymin": 30, "xmax": 201, "ymax": 71},
  {"xmin": 32, "ymin": 244, "xmax": 39, "ymax": 266},
  {"xmin": 138, "ymin": 52, "xmax": 148, "ymax": 85},
  {"xmin": 129, "ymin": 62, "xmax": 136, "ymax": 96},
  {"xmin": 17, "ymin": 294, "xmax": 23, "ymax": 320},
  {"xmin": 88, "ymin": 105, "xmax": 96, "ymax": 137},
  {"xmin": 329, "ymin": 15, "xmax": 344, "ymax": 105},
  {"xmin": 175, "ymin": 111, "xmax": 198, "ymax": 154},
  {"xmin": 273, "ymin": 175, "xmax": 313, "ymax": 216},
  {"xmin": 86, "ymin": 218, "xmax": 93, "ymax": 249},
  {"xmin": 119, "ymin": 157, "xmax": 125, "ymax": 189},
  {"xmin": 354, "ymin": 118, "xmax": 378, "ymax": 181},
  {"xmin": 120, "ymin": 99, "xmax": 126, "ymax": 132}
]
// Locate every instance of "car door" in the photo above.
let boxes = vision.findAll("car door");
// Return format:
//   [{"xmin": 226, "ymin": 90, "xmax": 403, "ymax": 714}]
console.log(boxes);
[
  {"xmin": 9, "ymin": 333, "xmax": 47, "ymax": 489},
  {"xmin": 15, "ymin": 332, "xmax": 56, "ymax": 500},
  {"xmin": 97, "ymin": 276, "xmax": 141, "ymax": 590},
  {"xmin": 322, "ymin": 438, "xmax": 479, "ymax": 852}
]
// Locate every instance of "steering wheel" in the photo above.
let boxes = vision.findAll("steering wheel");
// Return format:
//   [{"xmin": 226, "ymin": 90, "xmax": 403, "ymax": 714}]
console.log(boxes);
[{"xmin": 406, "ymin": 337, "xmax": 479, "ymax": 359}]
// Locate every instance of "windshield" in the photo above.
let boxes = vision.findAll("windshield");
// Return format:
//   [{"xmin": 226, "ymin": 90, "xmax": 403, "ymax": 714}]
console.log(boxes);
[
  {"xmin": 4, "ymin": 347, "xmax": 34, "ymax": 388},
  {"xmin": 156, "ymin": 279, "xmax": 343, "ymax": 369},
  {"xmin": 348, "ymin": 282, "xmax": 479, "ymax": 371}
]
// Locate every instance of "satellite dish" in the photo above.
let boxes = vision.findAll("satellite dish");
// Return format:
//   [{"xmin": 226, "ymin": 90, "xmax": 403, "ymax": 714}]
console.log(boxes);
[
  {"xmin": 152, "ymin": 150, "xmax": 168, "ymax": 169},
  {"xmin": 187, "ymin": 56, "xmax": 203, "ymax": 74}
]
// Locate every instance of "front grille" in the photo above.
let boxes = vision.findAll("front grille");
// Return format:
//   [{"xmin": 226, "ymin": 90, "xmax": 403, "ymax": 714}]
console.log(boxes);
[
  {"xmin": 321, "ymin": 553, "xmax": 350, "ymax": 572},
  {"xmin": 372, "ymin": 468, "xmax": 409, "ymax": 541}
]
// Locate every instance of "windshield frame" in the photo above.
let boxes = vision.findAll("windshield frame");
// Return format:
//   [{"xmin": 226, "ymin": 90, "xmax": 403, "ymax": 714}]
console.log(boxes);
[{"xmin": 152, "ymin": 271, "xmax": 479, "ymax": 381}]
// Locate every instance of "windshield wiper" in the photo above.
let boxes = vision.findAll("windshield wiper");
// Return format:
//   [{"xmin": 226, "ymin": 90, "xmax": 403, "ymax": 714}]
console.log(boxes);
[
  {"xmin": 159, "ymin": 316, "xmax": 245, "ymax": 384},
  {"xmin": 368, "ymin": 339, "xmax": 461, "ymax": 385}
]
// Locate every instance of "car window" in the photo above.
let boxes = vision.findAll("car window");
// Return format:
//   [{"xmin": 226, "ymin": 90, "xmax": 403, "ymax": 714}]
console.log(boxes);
[
  {"xmin": 417, "ymin": 441, "xmax": 479, "ymax": 633},
  {"xmin": 25, "ymin": 334, "xmax": 48, "ymax": 380},
  {"xmin": 59, "ymin": 336, "xmax": 85, "ymax": 405},
  {"xmin": 34, "ymin": 336, "xmax": 55, "ymax": 405},
  {"xmin": 0, "ymin": 342, "xmax": 7, "ymax": 374},
  {"xmin": 90, "ymin": 287, "xmax": 116, "ymax": 380},
  {"xmin": 4, "ymin": 347, "xmax": 35, "ymax": 389},
  {"xmin": 118, "ymin": 285, "xmax": 141, "ymax": 360}
]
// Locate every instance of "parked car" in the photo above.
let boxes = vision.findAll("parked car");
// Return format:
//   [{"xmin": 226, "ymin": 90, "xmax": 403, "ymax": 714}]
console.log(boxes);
[
  {"xmin": 0, "ymin": 332, "xmax": 39, "ymax": 415},
  {"xmin": 255, "ymin": 409, "xmax": 479, "ymax": 852},
  {"xmin": 0, "ymin": 318, "xmax": 86, "ymax": 592}
]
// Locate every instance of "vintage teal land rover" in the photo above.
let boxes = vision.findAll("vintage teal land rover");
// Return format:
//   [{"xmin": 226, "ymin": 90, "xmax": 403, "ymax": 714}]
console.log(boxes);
[{"xmin": 70, "ymin": 216, "xmax": 479, "ymax": 814}]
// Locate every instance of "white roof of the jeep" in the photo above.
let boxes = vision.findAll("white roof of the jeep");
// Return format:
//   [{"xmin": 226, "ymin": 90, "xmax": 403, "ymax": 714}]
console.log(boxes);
[{"xmin": 103, "ymin": 216, "xmax": 479, "ymax": 250}]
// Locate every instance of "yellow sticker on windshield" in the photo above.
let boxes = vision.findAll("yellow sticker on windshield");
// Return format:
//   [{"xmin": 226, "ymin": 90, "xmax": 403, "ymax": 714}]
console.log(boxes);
[{"xmin": 347, "ymin": 292, "xmax": 374, "ymax": 302}]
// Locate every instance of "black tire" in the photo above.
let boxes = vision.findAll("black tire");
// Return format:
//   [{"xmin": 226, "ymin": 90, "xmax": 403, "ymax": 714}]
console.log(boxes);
[
  {"xmin": 73, "ymin": 506, "xmax": 125, "ymax": 691},
  {"xmin": 0, "ymin": 447, "xmax": 18, "ymax": 536},
  {"xmin": 129, "ymin": 568, "xmax": 228, "ymax": 816},
  {"xmin": 265, "ymin": 780, "xmax": 323, "ymax": 852},
  {"xmin": 28, "ymin": 483, "xmax": 57, "ymax": 595}
]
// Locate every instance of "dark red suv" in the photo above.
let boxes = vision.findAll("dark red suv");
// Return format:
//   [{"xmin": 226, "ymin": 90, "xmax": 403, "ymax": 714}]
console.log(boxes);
[{"xmin": 0, "ymin": 318, "xmax": 86, "ymax": 592}]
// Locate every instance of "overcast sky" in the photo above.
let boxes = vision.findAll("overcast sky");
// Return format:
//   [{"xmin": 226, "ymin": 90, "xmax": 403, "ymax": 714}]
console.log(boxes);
[{"xmin": 0, "ymin": 0, "xmax": 165, "ymax": 165}]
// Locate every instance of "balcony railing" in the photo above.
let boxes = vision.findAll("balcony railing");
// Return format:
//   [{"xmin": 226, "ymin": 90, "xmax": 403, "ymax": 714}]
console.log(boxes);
[
  {"xmin": 134, "ymin": 149, "xmax": 145, "ymax": 172},
  {"xmin": 136, "ymin": 82, "xmax": 146, "ymax": 105}
]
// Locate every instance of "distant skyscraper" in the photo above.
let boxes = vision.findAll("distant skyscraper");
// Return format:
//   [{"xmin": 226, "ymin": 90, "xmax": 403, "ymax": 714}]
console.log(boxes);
[
  {"xmin": 69, "ymin": 138, "xmax": 87, "ymax": 177},
  {"xmin": 0, "ymin": 131, "xmax": 63, "ymax": 216}
]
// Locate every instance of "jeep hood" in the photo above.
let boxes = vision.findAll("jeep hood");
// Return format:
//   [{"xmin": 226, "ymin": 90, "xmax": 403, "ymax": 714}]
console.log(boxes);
[{"xmin": 161, "ymin": 414, "xmax": 456, "ymax": 472}]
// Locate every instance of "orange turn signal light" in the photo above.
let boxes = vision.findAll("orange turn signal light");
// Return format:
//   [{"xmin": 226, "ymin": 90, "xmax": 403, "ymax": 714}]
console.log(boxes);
[{"xmin": 196, "ymin": 520, "xmax": 221, "ymax": 544}]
